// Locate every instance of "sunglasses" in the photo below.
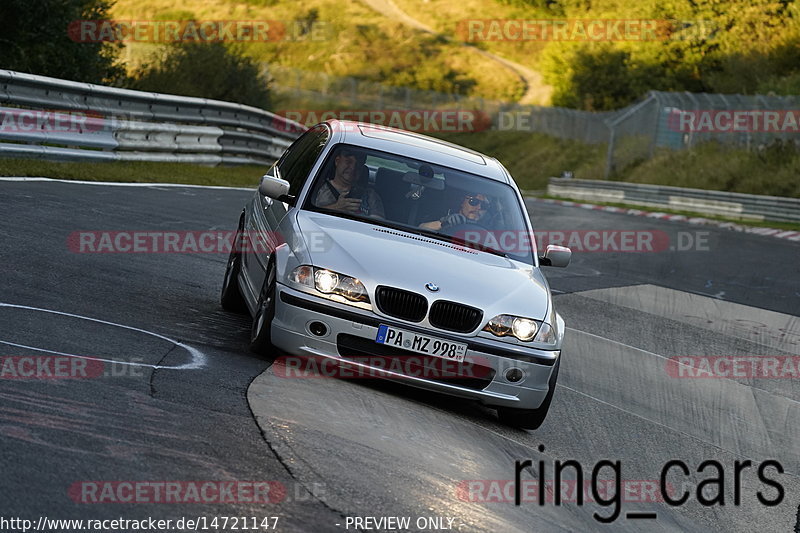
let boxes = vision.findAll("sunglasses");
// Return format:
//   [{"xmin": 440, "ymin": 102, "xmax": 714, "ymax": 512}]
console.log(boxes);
[{"xmin": 465, "ymin": 196, "xmax": 490, "ymax": 209}]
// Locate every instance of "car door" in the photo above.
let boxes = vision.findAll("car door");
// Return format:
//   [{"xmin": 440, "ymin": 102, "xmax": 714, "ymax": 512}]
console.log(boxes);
[{"xmin": 243, "ymin": 124, "xmax": 331, "ymax": 295}]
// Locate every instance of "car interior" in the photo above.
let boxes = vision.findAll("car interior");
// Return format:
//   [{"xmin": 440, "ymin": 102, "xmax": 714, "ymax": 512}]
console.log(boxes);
[{"xmin": 307, "ymin": 144, "xmax": 531, "ymax": 262}]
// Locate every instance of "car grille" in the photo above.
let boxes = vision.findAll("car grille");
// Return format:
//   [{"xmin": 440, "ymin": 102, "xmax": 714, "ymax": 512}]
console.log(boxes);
[
  {"xmin": 336, "ymin": 334, "xmax": 495, "ymax": 391},
  {"xmin": 429, "ymin": 300, "xmax": 483, "ymax": 333},
  {"xmin": 375, "ymin": 286, "xmax": 427, "ymax": 322}
]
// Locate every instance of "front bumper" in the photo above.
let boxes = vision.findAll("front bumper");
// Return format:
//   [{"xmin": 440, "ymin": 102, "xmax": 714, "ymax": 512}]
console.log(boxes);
[{"xmin": 271, "ymin": 284, "xmax": 560, "ymax": 410}]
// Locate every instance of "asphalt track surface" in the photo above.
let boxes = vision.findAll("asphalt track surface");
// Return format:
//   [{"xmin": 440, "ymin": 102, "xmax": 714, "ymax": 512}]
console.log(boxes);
[{"xmin": 1, "ymin": 178, "xmax": 799, "ymax": 532}]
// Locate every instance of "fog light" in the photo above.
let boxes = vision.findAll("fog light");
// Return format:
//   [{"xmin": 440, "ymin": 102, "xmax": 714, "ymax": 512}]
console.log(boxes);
[
  {"xmin": 309, "ymin": 321, "xmax": 328, "ymax": 337},
  {"xmin": 505, "ymin": 368, "xmax": 524, "ymax": 383}
]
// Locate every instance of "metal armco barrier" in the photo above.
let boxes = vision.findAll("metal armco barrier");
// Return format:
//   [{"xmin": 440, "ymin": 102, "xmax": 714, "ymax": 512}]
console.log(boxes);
[
  {"xmin": 0, "ymin": 70, "xmax": 304, "ymax": 165},
  {"xmin": 548, "ymin": 178, "xmax": 800, "ymax": 223}
]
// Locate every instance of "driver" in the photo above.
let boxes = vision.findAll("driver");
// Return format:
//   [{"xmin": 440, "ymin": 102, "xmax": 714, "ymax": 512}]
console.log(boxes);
[
  {"xmin": 419, "ymin": 192, "xmax": 490, "ymax": 230},
  {"xmin": 315, "ymin": 147, "xmax": 385, "ymax": 218}
]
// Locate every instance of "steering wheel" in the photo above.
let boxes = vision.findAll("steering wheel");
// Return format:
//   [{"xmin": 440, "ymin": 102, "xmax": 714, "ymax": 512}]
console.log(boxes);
[{"xmin": 440, "ymin": 220, "xmax": 489, "ymax": 238}]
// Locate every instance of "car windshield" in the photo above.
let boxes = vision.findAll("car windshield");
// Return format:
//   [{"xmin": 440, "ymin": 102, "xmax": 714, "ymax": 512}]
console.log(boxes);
[{"xmin": 304, "ymin": 143, "xmax": 535, "ymax": 264}]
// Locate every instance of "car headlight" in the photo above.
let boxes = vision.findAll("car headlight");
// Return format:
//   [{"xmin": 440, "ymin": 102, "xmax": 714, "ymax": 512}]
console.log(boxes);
[
  {"xmin": 290, "ymin": 265, "xmax": 313, "ymax": 286},
  {"xmin": 512, "ymin": 317, "xmax": 538, "ymax": 341},
  {"xmin": 483, "ymin": 314, "xmax": 560, "ymax": 344},
  {"xmin": 533, "ymin": 322, "xmax": 557, "ymax": 345},
  {"xmin": 534, "ymin": 302, "xmax": 562, "ymax": 347},
  {"xmin": 290, "ymin": 266, "xmax": 369, "ymax": 303},
  {"xmin": 314, "ymin": 269, "xmax": 339, "ymax": 293},
  {"xmin": 483, "ymin": 315, "xmax": 539, "ymax": 342}
]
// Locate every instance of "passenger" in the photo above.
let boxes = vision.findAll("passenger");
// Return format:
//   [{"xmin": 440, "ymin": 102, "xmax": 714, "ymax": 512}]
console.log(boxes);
[
  {"xmin": 419, "ymin": 192, "xmax": 490, "ymax": 231},
  {"xmin": 315, "ymin": 147, "xmax": 385, "ymax": 218}
]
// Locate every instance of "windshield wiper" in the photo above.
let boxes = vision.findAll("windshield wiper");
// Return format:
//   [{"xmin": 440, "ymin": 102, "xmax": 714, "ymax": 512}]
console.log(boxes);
[
  {"xmin": 310, "ymin": 208, "xmax": 510, "ymax": 258},
  {"xmin": 414, "ymin": 228, "xmax": 509, "ymax": 258}
]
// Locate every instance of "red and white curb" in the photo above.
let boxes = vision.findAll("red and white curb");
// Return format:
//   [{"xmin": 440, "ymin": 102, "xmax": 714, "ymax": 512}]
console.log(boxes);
[{"xmin": 528, "ymin": 197, "xmax": 800, "ymax": 243}]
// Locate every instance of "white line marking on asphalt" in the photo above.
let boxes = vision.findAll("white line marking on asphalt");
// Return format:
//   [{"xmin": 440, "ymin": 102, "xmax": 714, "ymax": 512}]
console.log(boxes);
[
  {"xmin": 0, "ymin": 302, "xmax": 206, "ymax": 370},
  {"xmin": 529, "ymin": 197, "xmax": 800, "ymax": 243},
  {"xmin": 0, "ymin": 176, "xmax": 254, "ymax": 191},
  {"xmin": 440, "ymin": 326, "xmax": 799, "ymax": 476},
  {"xmin": 565, "ymin": 326, "xmax": 799, "ymax": 405}
]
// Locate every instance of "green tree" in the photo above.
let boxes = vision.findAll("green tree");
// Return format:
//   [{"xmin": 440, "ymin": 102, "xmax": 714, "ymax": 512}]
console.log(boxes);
[
  {"xmin": 128, "ymin": 43, "xmax": 271, "ymax": 109},
  {"xmin": 0, "ymin": 0, "xmax": 124, "ymax": 83},
  {"xmin": 541, "ymin": 0, "xmax": 800, "ymax": 109},
  {"xmin": 543, "ymin": 44, "xmax": 668, "ymax": 110},
  {"xmin": 348, "ymin": 25, "xmax": 477, "ymax": 96}
]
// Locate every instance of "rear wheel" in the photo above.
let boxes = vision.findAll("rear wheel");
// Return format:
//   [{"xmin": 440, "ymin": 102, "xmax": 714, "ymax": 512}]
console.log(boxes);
[
  {"xmin": 220, "ymin": 220, "xmax": 247, "ymax": 313},
  {"xmin": 497, "ymin": 357, "xmax": 560, "ymax": 430},
  {"xmin": 249, "ymin": 259, "xmax": 277, "ymax": 356}
]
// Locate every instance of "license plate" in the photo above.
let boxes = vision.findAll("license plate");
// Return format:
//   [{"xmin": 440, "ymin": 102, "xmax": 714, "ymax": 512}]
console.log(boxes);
[{"xmin": 375, "ymin": 324, "xmax": 467, "ymax": 362}]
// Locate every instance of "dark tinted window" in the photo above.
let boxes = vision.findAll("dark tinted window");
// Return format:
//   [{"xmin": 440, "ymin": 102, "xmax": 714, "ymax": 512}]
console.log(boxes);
[
  {"xmin": 305, "ymin": 144, "xmax": 533, "ymax": 264},
  {"xmin": 277, "ymin": 124, "xmax": 330, "ymax": 197}
]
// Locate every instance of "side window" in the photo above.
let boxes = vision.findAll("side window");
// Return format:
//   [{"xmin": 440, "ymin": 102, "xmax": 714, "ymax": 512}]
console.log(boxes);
[{"xmin": 277, "ymin": 125, "xmax": 330, "ymax": 197}]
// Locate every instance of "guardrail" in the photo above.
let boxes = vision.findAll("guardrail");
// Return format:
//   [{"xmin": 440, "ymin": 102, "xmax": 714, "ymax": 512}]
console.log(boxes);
[
  {"xmin": 547, "ymin": 178, "xmax": 800, "ymax": 223},
  {"xmin": 0, "ymin": 70, "xmax": 305, "ymax": 165}
]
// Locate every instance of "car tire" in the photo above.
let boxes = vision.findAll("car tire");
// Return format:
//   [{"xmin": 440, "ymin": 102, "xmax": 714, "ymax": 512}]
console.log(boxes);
[
  {"xmin": 220, "ymin": 219, "xmax": 247, "ymax": 313},
  {"xmin": 249, "ymin": 258, "xmax": 277, "ymax": 356},
  {"xmin": 497, "ymin": 357, "xmax": 560, "ymax": 430}
]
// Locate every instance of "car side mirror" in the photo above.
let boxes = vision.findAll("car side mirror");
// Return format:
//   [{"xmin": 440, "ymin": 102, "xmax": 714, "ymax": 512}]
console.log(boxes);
[
  {"xmin": 259, "ymin": 174, "xmax": 294, "ymax": 204},
  {"xmin": 539, "ymin": 245, "xmax": 571, "ymax": 268}
]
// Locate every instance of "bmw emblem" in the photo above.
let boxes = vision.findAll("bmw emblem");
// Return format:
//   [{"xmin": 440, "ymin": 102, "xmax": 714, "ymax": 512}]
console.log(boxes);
[{"xmin": 425, "ymin": 282, "xmax": 439, "ymax": 292}]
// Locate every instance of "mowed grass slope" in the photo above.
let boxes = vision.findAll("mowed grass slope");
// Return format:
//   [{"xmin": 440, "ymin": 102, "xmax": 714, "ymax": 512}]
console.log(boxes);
[
  {"xmin": 0, "ymin": 158, "xmax": 265, "ymax": 188},
  {"xmin": 111, "ymin": 0, "xmax": 524, "ymax": 102},
  {"xmin": 78, "ymin": 1, "xmax": 800, "ymax": 202}
]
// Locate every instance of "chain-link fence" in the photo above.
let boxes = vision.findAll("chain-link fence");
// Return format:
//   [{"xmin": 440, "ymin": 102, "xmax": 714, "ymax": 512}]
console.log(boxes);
[
  {"xmin": 609, "ymin": 92, "xmax": 800, "ymax": 177},
  {"xmin": 269, "ymin": 65, "xmax": 611, "ymax": 143},
  {"xmin": 269, "ymin": 66, "xmax": 800, "ymax": 178}
]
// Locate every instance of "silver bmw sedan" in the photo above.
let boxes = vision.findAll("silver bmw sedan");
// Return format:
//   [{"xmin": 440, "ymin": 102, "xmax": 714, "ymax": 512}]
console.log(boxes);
[{"xmin": 221, "ymin": 120, "xmax": 571, "ymax": 429}]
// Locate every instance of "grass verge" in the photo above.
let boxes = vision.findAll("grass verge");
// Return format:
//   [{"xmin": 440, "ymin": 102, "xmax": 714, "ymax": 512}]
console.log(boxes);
[{"xmin": 0, "ymin": 158, "xmax": 266, "ymax": 188}]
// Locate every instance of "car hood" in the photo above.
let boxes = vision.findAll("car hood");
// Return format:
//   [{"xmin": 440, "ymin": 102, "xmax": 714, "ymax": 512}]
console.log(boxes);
[{"xmin": 297, "ymin": 211, "xmax": 551, "ymax": 321}]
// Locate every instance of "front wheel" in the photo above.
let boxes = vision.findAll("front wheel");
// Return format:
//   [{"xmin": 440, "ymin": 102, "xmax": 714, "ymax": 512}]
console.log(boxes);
[
  {"xmin": 250, "ymin": 259, "xmax": 277, "ymax": 356},
  {"xmin": 497, "ymin": 357, "xmax": 560, "ymax": 430},
  {"xmin": 220, "ymin": 221, "xmax": 247, "ymax": 313}
]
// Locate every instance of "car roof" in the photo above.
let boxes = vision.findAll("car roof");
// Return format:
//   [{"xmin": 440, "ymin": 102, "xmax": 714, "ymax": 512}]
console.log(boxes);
[{"xmin": 327, "ymin": 120, "xmax": 512, "ymax": 184}]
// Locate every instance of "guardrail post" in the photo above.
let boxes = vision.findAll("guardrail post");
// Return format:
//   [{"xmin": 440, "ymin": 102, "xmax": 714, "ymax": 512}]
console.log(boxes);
[
  {"xmin": 648, "ymin": 92, "xmax": 661, "ymax": 157},
  {"xmin": 685, "ymin": 92, "xmax": 698, "ymax": 150},
  {"xmin": 604, "ymin": 123, "xmax": 616, "ymax": 178}
]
